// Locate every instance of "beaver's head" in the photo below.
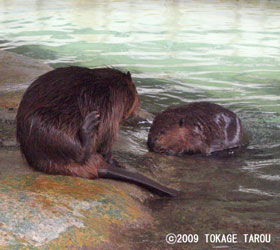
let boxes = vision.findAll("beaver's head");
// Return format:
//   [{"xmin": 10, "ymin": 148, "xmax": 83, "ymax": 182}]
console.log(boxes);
[{"xmin": 147, "ymin": 109, "xmax": 208, "ymax": 155}]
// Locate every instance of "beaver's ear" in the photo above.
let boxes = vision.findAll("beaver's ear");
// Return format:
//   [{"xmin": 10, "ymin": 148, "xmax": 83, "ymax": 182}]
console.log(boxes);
[
  {"xmin": 179, "ymin": 118, "xmax": 184, "ymax": 127},
  {"xmin": 127, "ymin": 71, "xmax": 132, "ymax": 81}
]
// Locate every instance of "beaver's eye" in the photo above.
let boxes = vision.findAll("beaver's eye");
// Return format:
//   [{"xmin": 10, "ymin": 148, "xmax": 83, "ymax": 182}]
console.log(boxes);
[
  {"xmin": 160, "ymin": 131, "xmax": 166, "ymax": 135},
  {"xmin": 179, "ymin": 118, "xmax": 185, "ymax": 127}
]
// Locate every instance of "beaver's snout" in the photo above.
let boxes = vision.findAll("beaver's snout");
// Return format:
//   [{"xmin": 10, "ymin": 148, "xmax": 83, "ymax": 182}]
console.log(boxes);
[{"xmin": 147, "ymin": 137, "xmax": 155, "ymax": 149}]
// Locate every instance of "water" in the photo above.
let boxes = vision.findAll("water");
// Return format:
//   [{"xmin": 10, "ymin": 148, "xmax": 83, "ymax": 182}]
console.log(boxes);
[{"xmin": 0, "ymin": 0, "xmax": 279, "ymax": 249}]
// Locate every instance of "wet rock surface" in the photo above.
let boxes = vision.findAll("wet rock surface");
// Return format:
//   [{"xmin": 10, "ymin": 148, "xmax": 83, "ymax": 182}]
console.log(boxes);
[
  {"xmin": 0, "ymin": 50, "xmax": 53, "ymax": 111},
  {"xmin": 0, "ymin": 174, "xmax": 152, "ymax": 249}
]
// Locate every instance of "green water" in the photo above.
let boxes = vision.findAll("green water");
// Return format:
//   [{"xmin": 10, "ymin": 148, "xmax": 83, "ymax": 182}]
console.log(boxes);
[{"xmin": 0, "ymin": 0, "xmax": 279, "ymax": 249}]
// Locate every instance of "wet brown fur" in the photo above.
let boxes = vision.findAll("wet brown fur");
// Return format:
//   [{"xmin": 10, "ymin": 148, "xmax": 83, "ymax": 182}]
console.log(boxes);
[
  {"xmin": 16, "ymin": 66, "xmax": 140, "ymax": 178},
  {"xmin": 148, "ymin": 102, "xmax": 243, "ymax": 155}
]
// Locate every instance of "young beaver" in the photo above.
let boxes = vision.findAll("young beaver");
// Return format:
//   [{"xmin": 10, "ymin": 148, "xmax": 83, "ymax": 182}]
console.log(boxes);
[
  {"xmin": 148, "ymin": 102, "xmax": 243, "ymax": 155},
  {"xmin": 16, "ymin": 66, "xmax": 177, "ymax": 197}
]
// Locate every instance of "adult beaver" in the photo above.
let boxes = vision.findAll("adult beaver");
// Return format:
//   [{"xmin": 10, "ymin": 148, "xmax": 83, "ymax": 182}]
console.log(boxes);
[
  {"xmin": 16, "ymin": 66, "xmax": 177, "ymax": 197},
  {"xmin": 148, "ymin": 102, "xmax": 243, "ymax": 156}
]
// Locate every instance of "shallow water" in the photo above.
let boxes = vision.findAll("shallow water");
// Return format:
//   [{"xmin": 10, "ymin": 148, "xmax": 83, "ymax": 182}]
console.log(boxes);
[{"xmin": 0, "ymin": 0, "xmax": 280, "ymax": 249}]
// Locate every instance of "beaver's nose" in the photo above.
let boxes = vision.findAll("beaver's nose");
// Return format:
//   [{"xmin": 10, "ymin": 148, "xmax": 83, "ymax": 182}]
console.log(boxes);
[{"xmin": 147, "ymin": 137, "xmax": 155, "ymax": 149}]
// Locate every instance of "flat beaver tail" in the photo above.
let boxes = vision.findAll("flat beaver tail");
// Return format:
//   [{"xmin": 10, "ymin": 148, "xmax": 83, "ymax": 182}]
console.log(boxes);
[{"xmin": 98, "ymin": 165, "xmax": 178, "ymax": 197}]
